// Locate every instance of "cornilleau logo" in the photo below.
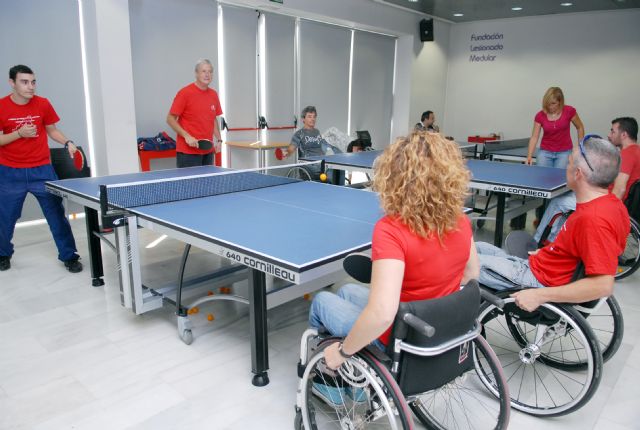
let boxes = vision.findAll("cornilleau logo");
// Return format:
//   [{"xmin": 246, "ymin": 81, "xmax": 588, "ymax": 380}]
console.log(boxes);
[{"xmin": 223, "ymin": 250, "xmax": 297, "ymax": 282}]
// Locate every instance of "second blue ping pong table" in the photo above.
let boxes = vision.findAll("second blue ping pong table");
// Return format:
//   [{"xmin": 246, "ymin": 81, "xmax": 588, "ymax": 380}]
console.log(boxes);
[
  {"xmin": 302, "ymin": 150, "xmax": 568, "ymax": 246},
  {"xmin": 46, "ymin": 164, "xmax": 383, "ymax": 386}
]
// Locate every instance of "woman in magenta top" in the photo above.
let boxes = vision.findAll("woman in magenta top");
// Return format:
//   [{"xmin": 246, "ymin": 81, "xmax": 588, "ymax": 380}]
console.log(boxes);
[{"xmin": 526, "ymin": 87, "xmax": 584, "ymax": 168}]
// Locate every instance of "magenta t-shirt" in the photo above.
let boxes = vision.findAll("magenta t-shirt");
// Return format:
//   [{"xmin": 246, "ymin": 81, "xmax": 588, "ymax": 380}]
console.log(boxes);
[{"xmin": 534, "ymin": 105, "xmax": 577, "ymax": 152}]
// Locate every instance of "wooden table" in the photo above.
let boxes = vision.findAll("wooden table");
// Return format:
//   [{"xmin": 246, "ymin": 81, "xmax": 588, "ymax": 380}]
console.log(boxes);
[{"xmin": 225, "ymin": 141, "xmax": 291, "ymax": 168}]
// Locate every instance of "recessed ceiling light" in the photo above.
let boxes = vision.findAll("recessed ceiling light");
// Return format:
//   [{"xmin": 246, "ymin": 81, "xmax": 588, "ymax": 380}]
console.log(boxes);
[
  {"xmin": 453, "ymin": 13, "xmax": 464, "ymax": 17},
  {"xmin": 512, "ymin": 7, "xmax": 523, "ymax": 11},
  {"xmin": 560, "ymin": 2, "xmax": 573, "ymax": 6},
  {"xmin": 407, "ymin": 0, "xmax": 418, "ymax": 3}
]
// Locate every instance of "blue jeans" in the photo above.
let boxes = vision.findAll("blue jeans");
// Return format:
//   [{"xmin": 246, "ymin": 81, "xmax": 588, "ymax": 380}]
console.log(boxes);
[
  {"xmin": 0, "ymin": 164, "xmax": 79, "ymax": 261},
  {"xmin": 536, "ymin": 149, "xmax": 571, "ymax": 169},
  {"xmin": 476, "ymin": 242, "xmax": 545, "ymax": 290},
  {"xmin": 309, "ymin": 283, "xmax": 385, "ymax": 350},
  {"xmin": 533, "ymin": 191, "xmax": 576, "ymax": 243}
]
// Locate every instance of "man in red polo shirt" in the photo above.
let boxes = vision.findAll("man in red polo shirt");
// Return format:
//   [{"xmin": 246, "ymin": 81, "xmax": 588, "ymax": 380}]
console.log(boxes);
[
  {"xmin": 476, "ymin": 136, "xmax": 629, "ymax": 311},
  {"xmin": 167, "ymin": 59, "xmax": 223, "ymax": 168},
  {"xmin": 0, "ymin": 65, "xmax": 82, "ymax": 272}
]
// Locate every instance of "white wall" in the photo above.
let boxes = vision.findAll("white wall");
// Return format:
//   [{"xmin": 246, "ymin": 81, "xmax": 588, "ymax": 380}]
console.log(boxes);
[
  {"xmin": 0, "ymin": 0, "xmax": 88, "ymax": 221},
  {"xmin": 444, "ymin": 10, "xmax": 640, "ymax": 142},
  {"xmin": 129, "ymin": 0, "xmax": 219, "ymax": 139},
  {"xmin": 409, "ymin": 19, "xmax": 451, "ymax": 134}
]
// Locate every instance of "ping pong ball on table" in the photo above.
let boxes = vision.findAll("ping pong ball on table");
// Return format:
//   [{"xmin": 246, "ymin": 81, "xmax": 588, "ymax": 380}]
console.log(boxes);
[{"xmin": 320, "ymin": 173, "xmax": 327, "ymax": 182}]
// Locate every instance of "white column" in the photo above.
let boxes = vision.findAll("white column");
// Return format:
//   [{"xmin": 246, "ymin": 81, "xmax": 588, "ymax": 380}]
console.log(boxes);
[{"xmin": 80, "ymin": 0, "xmax": 139, "ymax": 175}]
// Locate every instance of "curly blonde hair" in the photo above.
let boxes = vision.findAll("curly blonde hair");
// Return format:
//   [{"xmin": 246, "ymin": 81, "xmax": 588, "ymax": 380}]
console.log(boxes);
[{"xmin": 373, "ymin": 131, "xmax": 470, "ymax": 239}]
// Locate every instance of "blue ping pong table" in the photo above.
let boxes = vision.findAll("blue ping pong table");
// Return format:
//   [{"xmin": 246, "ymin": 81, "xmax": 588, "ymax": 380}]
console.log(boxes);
[
  {"xmin": 46, "ymin": 165, "xmax": 383, "ymax": 386},
  {"xmin": 302, "ymin": 150, "xmax": 568, "ymax": 246}
]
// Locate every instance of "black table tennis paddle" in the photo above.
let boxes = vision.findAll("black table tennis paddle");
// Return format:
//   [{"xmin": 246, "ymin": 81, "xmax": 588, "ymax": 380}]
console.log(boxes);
[{"xmin": 197, "ymin": 139, "xmax": 214, "ymax": 150}]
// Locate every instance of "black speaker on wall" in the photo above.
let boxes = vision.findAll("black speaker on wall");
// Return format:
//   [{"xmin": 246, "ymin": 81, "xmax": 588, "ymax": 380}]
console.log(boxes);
[{"xmin": 419, "ymin": 18, "xmax": 434, "ymax": 42}]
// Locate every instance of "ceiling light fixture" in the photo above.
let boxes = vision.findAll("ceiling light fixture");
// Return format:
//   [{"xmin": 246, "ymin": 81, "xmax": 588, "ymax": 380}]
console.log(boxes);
[
  {"xmin": 560, "ymin": 2, "xmax": 573, "ymax": 6},
  {"xmin": 453, "ymin": 13, "xmax": 464, "ymax": 17},
  {"xmin": 512, "ymin": 7, "xmax": 523, "ymax": 11},
  {"xmin": 407, "ymin": 0, "xmax": 418, "ymax": 3}
]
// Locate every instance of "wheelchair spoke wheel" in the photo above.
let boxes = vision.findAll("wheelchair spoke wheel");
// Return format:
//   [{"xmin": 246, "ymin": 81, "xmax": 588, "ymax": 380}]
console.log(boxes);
[
  {"xmin": 616, "ymin": 219, "xmax": 640, "ymax": 280},
  {"xmin": 410, "ymin": 336, "xmax": 510, "ymax": 429},
  {"xmin": 296, "ymin": 340, "xmax": 413, "ymax": 429},
  {"xmin": 575, "ymin": 296, "xmax": 624, "ymax": 363},
  {"xmin": 287, "ymin": 166, "xmax": 314, "ymax": 181},
  {"xmin": 479, "ymin": 299, "xmax": 603, "ymax": 416}
]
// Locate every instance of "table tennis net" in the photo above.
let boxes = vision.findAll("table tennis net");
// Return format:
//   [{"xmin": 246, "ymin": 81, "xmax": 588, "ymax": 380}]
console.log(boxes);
[
  {"xmin": 481, "ymin": 139, "xmax": 529, "ymax": 154},
  {"xmin": 101, "ymin": 163, "xmax": 321, "ymax": 210}
]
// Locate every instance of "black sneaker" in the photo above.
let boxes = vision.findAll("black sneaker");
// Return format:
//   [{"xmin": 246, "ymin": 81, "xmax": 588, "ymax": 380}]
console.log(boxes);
[
  {"xmin": 0, "ymin": 256, "xmax": 10, "ymax": 271},
  {"xmin": 64, "ymin": 258, "xmax": 83, "ymax": 273}
]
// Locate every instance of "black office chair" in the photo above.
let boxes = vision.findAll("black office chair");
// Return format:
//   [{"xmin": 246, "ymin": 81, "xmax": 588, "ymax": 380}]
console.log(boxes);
[{"xmin": 50, "ymin": 146, "xmax": 90, "ymax": 179}]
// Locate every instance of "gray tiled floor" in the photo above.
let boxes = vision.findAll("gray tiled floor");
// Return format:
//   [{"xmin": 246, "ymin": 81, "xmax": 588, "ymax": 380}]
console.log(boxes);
[{"xmin": 1, "ymin": 214, "xmax": 639, "ymax": 429}]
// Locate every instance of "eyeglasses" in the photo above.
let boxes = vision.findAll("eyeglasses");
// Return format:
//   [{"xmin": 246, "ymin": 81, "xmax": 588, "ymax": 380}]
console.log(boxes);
[{"xmin": 578, "ymin": 134, "xmax": 601, "ymax": 172}]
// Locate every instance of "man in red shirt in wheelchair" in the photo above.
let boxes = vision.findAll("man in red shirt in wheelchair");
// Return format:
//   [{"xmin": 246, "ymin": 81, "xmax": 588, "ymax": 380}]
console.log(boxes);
[{"xmin": 476, "ymin": 136, "xmax": 630, "ymax": 312}]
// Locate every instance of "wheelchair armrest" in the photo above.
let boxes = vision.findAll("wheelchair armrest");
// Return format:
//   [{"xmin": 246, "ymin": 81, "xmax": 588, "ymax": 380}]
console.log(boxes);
[
  {"xmin": 363, "ymin": 344, "xmax": 392, "ymax": 365},
  {"xmin": 402, "ymin": 313, "xmax": 435, "ymax": 338},
  {"xmin": 479, "ymin": 288, "xmax": 505, "ymax": 309}
]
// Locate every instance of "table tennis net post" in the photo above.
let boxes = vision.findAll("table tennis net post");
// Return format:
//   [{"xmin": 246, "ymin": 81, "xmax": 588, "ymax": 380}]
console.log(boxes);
[{"xmin": 98, "ymin": 162, "xmax": 323, "ymax": 221}]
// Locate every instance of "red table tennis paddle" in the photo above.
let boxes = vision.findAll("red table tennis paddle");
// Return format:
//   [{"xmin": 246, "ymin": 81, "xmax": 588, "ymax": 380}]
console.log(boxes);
[
  {"xmin": 73, "ymin": 149, "xmax": 85, "ymax": 171},
  {"xmin": 197, "ymin": 139, "xmax": 214, "ymax": 151},
  {"xmin": 275, "ymin": 147, "xmax": 285, "ymax": 160}
]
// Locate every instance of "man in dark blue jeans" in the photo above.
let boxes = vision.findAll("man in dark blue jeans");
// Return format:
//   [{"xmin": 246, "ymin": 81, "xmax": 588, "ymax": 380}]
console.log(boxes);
[{"xmin": 0, "ymin": 65, "xmax": 82, "ymax": 272}]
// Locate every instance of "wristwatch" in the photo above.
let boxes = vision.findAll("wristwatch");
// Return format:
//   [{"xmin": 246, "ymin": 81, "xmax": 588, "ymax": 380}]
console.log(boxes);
[
  {"xmin": 64, "ymin": 140, "xmax": 74, "ymax": 149},
  {"xmin": 338, "ymin": 342, "xmax": 354, "ymax": 359}
]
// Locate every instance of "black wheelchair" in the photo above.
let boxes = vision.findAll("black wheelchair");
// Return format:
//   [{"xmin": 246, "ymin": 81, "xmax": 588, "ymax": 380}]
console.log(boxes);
[
  {"xmin": 294, "ymin": 255, "xmax": 511, "ymax": 429},
  {"xmin": 477, "ymin": 215, "xmax": 626, "ymax": 416},
  {"xmin": 617, "ymin": 179, "xmax": 640, "ymax": 279},
  {"xmin": 286, "ymin": 141, "xmax": 341, "ymax": 183}
]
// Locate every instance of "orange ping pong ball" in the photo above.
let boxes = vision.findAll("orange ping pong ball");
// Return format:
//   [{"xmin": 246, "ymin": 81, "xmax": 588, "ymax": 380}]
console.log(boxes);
[
  {"xmin": 207, "ymin": 313, "xmax": 215, "ymax": 322},
  {"xmin": 320, "ymin": 173, "xmax": 327, "ymax": 182}
]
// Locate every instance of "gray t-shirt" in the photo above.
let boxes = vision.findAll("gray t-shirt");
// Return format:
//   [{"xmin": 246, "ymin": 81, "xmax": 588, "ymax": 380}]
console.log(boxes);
[{"xmin": 291, "ymin": 127, "xmax": 325, "ymax": 157}]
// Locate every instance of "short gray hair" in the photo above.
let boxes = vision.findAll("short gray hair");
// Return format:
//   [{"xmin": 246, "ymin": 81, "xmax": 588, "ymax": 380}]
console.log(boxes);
[
  {"xmin": 577, "ymin": 136, "xmax": 620, "ymax": 188},
  {"xmin": 195, "ymin": 59, "xmax": 213, "ymax": 72},
  {"xmin": 301, "ymin": 105, "xmax": 317, "ymax": 119}
]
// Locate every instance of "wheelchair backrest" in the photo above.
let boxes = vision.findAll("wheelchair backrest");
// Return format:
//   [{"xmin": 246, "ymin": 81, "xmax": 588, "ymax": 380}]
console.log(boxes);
[
  {"xmin": 625, "ymin": 180, "xmax": 640, "ymax": 223},
  {"xmin": 391, "ymin": 280, "xmax": 481, "ymax": 396},
  {"xmin": 392, "ymin": 280, "xmax": 480, "ymax": 348}
]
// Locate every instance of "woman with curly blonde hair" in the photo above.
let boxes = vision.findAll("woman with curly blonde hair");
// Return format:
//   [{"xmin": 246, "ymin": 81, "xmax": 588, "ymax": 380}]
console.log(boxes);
[{"xmin": 308, "ymin": 132, "xmax": 479, "ymax": 400}]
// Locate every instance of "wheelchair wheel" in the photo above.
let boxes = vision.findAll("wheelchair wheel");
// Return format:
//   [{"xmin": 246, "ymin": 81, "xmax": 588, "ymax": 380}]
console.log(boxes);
[
  {"xmin": 295, "ymin": 339, "xmax": 413, "ymax": 429},
  {"xmin": 576, "ymin": 296, "xmax": 624, "ymax": 363},
  {"xmin": 410, "ymin": 335, "xmax": 510, "ymax": 430},
  {"xmin": 479, "ymin": 298, "xmax": 603, "ymax": 416},
  {"xmin": 287, "ymin": 166, "xmax": 314, "ymax": 181},
  {"xmin": 616, "ymin": 218, "xmax": 640, "ymax": 280}
]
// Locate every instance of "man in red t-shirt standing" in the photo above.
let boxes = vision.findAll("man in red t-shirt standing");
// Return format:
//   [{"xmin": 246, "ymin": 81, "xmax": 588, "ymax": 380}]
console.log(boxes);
[
  {"xmin": 166, "ymin": 59, "xmax": 223, "ymax": 168},
  {"xmin": 0, "ymin": 65, "xmax": 82, "ymax": 272},
  {"xmin": 477, "ymin": 136, "xmax": 629, "ymax": 311}
]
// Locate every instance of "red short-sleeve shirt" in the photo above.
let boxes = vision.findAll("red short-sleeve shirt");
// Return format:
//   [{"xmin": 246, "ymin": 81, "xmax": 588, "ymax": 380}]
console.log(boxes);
[
  {"xmin": 169, "ymin": 83, "xmax": 222, "ymax": 155},
  {"xmin": 372, "ymin": 215, "xmax": 472, "ymax": 345},
  {"xmin": 615, "ymin": 144, "xmax": 640, "ymax": 201},
  {"xmin": 0, "ymin": 95, "xmax": 59, "ymax": 168},
  {"xmin": 535, "ymin": 105, "xmax": 577, "ymax": 152},
  {"xmin": 529, "ymin": 194, "xmax": 629, "ymax": 286}
]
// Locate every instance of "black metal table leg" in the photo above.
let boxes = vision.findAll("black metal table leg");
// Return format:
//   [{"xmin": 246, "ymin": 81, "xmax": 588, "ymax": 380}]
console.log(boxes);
[
  {"xmin": 248, "ymin": 268, "xmax": 269, "ymax": 386},
  {"xmin": 494, "ymin": 193, "xmax": 506, "ymax": 247},
  {"xmin": 84, "ymin": 207, "xmax": 105, "ymax": 286}
]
